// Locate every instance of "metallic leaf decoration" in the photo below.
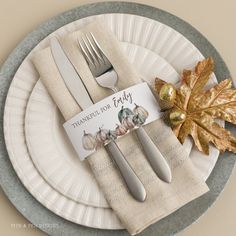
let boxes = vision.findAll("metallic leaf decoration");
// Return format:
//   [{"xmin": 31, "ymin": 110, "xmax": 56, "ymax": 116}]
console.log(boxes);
[{"xmin": 155, "ymin": 58, "xmax": 236, "ymax": 155}]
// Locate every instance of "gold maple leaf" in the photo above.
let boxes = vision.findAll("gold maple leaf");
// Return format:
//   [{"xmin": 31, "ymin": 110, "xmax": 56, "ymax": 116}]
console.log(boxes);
[{"xmin": 155, "ymin": 57, "xmax": 236, "ymax": 155}]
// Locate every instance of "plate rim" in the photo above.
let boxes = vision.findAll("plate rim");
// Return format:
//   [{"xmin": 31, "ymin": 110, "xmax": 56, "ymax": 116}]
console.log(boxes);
[{"xmin": 0, "ymin": 2, "xmax": 235, "ymax": 236}]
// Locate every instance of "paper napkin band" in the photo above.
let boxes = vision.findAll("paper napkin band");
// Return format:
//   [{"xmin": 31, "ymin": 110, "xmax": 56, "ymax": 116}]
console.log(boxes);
[{"xmin": 32, "ymin": 19, "xmax": 209, "ymax": 235}]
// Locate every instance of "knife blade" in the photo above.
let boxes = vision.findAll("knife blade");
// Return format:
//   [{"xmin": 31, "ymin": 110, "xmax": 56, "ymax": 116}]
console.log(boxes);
[
  {"xmin": 50, "ymin": 37, "xmax": 146, "ymax": 202},
  {"xmin": 50, "ymin": 38, "xmax": 93, "ymax": 109}
]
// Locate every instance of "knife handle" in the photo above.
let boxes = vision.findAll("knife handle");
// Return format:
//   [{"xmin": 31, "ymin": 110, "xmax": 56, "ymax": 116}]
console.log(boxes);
[
  {"xmin": 106, "ymin": 141, "xmax": 146, "ymax": 202},
  {"xmin": 135, "ymin": 126, "xmax": 172, "ymax": 183}
]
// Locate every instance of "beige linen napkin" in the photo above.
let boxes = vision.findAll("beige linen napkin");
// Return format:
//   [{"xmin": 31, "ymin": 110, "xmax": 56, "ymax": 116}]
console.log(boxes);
[{"xmin": 32, "ymin": 19, "xmax": 209, "ymax": 235}]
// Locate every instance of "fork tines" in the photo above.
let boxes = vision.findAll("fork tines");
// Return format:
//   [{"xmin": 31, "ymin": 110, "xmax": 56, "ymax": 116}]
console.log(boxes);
[
  {"xmin": 79, "ymin": 34, "xmax": 101, "ymax": 64},
  {"xmin": 78, "ymin": 33, "xmax": 112, "ymax": 77}
]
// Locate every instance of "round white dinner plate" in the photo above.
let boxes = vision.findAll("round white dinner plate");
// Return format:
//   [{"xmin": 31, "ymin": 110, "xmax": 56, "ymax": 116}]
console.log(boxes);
[
  {"xmin": 24, "ymin": 42, "xmax": 185, "ymax": 207},
  {"xmin": 4, "ymin": 13, "xmax": 220, "ymax": 229}
]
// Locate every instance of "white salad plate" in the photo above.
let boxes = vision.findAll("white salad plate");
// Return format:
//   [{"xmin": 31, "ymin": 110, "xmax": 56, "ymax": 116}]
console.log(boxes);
[
  {"xmin": 4, "ymin": 13, "xmax": 220, "ymax": 229},
  {"xmin": 25, "ymin": 42, "xmax": 184, "ymax": 207}
]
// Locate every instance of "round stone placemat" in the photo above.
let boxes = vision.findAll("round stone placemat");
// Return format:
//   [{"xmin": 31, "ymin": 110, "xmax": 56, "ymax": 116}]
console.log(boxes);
[{"xmin": 0, "ymin": 2, "xmax": 235, "ymax": 236}]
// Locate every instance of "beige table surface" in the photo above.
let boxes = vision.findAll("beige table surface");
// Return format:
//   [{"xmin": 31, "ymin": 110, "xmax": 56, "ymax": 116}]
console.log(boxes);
[{"xmin": 0, "ymin": 0, "xmax": 236, "ymax": 235}]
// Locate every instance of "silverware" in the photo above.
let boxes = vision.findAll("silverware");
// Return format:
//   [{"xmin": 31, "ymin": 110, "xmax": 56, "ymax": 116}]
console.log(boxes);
[
  {"xmin": 50, "ymin": 37, "xmax": 146, "ymax": 202},
  {"xmin": 78, "ymin": 33, "xmax": 172, "ymax": 183}
]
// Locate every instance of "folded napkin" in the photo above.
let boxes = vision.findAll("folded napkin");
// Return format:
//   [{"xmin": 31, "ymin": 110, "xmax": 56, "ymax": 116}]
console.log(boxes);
[{"xmin": 32, "ymin": 19, "xmax": 209, "ymax": 235}]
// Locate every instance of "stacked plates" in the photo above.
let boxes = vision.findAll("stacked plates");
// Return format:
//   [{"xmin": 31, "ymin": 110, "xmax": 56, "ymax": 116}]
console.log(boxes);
[{"xmin": 3, "ymin": 13, "xmax": 221, "ymax": 230}]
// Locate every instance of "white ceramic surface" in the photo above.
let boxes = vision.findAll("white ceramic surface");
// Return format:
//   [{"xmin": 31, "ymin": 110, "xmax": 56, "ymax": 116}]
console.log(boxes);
[
  {"xmin": 4, "ymin": 13, "xmax": 220, "ymax": 229},
  {"xmin": 25, "ymin": 42, "xmax": 184, "ymax": 207}
]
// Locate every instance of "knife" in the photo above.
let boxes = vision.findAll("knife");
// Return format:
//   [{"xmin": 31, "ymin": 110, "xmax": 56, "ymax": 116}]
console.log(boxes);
[{"xmin": 50, "ymin": 37, "xmax": 146, "ymax": 202}]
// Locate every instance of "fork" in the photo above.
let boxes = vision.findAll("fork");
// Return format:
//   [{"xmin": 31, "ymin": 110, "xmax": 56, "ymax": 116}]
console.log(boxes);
[{"xmin": 78, "ymin": 33, "xmax": 172, "ymax": 183}]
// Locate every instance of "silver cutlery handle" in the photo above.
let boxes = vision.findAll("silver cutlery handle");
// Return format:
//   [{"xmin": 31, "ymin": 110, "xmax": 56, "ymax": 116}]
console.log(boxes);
[
  {"xmin": 106, "ymin": 141, "xmax": 146, "ymax": 202},
  {"xmin": 135, "ymin": 126, "xmax": 172, "ymax": 183}
]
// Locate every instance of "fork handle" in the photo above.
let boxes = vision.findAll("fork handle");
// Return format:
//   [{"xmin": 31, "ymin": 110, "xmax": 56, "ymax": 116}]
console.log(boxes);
[
  {"xmin": 135, "ymin": 126, "xmax": 172, "ymax": 183},
  {"xmin": 106, "ymin": 141, "xmax": 146, "ymax": 202}
]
